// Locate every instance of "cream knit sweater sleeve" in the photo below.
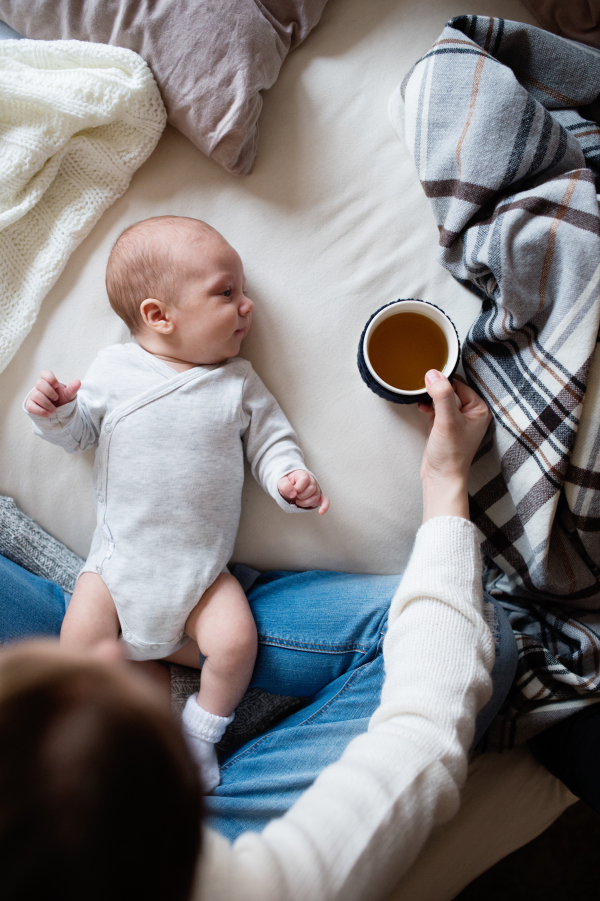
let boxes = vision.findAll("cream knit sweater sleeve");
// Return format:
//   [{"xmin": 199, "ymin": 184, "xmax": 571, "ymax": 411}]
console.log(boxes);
[{"xmin": 195, "ymin": 516, "xmax": 495, "ymax": 901}]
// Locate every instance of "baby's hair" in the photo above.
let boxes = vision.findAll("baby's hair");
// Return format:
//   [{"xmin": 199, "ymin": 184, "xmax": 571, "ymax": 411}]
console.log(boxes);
[{"xmin": 106, "ymin": 216, "xmax": 223, "ymax": 334}]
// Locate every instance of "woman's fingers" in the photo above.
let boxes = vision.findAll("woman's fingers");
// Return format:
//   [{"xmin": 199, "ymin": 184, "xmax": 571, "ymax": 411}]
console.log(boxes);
[
  {"xmin": 452, "ymin": 377, "xmax": 486, "ymax": 415},
  {"xmin": 422, "ymin": 373, "xmax": 489, "ymax": 425},
  {"xmin": 424, "ymin": 370, "xmax": 460, "ymax": 424}
]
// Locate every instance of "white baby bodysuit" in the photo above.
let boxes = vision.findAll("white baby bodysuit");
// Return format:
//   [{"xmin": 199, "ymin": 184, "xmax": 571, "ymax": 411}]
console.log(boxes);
[{"xmin": 26, "ymin": 343, "xmax": 310, "ymax": 660}]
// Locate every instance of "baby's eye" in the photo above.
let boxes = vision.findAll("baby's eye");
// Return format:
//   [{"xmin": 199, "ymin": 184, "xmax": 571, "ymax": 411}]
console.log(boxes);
[{"xmin": 221, "ymin": 289, "xmax": 232, "ymax": 298}]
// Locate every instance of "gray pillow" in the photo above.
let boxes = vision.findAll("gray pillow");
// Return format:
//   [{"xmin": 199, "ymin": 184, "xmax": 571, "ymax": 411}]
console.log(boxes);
[{"xmin": 0, "ymin": 0, "xmax": 329, "ymax": 175}]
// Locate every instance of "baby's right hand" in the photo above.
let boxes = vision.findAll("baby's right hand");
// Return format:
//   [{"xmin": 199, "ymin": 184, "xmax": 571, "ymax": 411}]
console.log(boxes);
[{"xmin": 25, "ymin": 370, "xmax": 81, "ymax": 418}]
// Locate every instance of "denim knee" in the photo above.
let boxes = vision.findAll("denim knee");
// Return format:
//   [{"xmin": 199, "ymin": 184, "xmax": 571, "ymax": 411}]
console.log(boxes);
[{"xmin": 472, "ymin": 594, "xmax": 518, "ymax": 747}]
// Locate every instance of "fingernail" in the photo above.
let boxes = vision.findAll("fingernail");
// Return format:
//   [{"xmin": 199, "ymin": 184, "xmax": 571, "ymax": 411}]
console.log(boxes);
[{"xmin": 425, "ymin": 369, "xmax": 443, "ymax": 384}]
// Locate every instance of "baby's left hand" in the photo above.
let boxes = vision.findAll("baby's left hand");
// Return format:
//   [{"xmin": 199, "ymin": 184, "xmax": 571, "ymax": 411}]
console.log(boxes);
[{"xmin": 278, "ymin": 470, "xmax": 329, "ymax": 514}]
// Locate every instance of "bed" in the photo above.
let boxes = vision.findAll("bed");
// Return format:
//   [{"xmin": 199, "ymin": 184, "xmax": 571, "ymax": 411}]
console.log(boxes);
[{"xmin": 0, "ymin": 0, "xmax": 577, "ymax": 896}]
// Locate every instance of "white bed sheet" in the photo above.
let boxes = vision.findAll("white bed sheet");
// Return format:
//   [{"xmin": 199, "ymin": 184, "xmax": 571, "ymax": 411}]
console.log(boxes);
[{"xmin": 0, "ymin": 0, "xmax": 577, "ymax": 895}]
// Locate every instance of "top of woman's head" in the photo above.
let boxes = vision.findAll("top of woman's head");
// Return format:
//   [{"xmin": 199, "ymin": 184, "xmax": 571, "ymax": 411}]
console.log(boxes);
[
  {"xmin": 106, "ymin": 216, "xmax": 226, "ymax": 334},
  {"xmin": 0, "ymin": 642, "xmax": 202, "ymax": 901}
]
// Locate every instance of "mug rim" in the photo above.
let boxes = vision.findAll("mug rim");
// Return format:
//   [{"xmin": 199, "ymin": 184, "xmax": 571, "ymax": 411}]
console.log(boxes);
[{"xmin": 363, "ymin": 300, "xmax": 460, "ymax": 396}]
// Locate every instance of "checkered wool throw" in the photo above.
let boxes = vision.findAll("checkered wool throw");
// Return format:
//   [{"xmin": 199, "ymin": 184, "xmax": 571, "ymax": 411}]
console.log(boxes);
[{"xmin": 394, "ymin": 15, "xmax": 600, "ymax": 747}]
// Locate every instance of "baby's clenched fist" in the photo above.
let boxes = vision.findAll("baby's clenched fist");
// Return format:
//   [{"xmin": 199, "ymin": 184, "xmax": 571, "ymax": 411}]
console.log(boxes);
[
  {"xmin": 278, "ymin": 470, "xmax": 329, "ymax": 514},
  {"xmin": 25, "ymin": 370, "xmax": 81, "ymax": 418}
]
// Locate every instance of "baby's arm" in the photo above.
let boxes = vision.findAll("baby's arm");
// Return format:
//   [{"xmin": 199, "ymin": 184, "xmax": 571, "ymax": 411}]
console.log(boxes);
[
  {"xmin": 24, "ymin": 364, "xmax": 105, "ymax": 453},
  {"xmin": 241, "ymin": 366, "xmax": 328, "ymax": 513}
]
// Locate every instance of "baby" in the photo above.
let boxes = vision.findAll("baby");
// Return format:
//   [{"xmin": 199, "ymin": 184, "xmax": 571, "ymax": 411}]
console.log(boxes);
[{"xmin": 25, "ymin": 216, "xmax": 328, "ymax": 791}]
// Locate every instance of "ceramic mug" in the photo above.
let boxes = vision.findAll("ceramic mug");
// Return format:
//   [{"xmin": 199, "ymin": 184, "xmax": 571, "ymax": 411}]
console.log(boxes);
[{"xmin": 357, "ymin": 299, "xmax": 461, "ymax": 404}]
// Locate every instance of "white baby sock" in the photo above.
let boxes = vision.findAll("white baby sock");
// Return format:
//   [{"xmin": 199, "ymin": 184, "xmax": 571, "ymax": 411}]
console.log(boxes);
[{"xmin": 181, "ymin": 693, "xmax": 234, "ymax": 793}]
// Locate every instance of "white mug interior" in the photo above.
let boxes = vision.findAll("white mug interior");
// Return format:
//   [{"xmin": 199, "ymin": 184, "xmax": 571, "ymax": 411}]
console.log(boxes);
[{"xmin": 364, "ymin": 300, "xmax": 460, "ymax": 395}]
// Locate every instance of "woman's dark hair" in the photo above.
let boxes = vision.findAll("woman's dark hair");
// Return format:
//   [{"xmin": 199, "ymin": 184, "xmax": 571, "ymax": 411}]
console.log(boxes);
[{"xmin": 0, "ymin": 645, "xmax": 202, "ymax": 901}]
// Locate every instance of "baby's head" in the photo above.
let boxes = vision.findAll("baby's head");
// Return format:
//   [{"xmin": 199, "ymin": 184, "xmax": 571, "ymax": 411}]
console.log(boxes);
[{"xmin": 106, "ymin": 216, "xmax": 253, "ymax": 365}]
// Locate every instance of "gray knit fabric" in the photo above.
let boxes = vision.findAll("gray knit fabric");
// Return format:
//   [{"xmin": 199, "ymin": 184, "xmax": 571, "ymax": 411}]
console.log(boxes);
[
  {"xmin": 170, "ymin": 663, "xmax": 305, "ymax": 755},
  {"xmin": 216, "ymin": 689, "xmax": 305, "ymax": 756},
  {"xmin": 0, "ymin": 495, "xmax": 304, "ymax": 749},
  {"xmin": 0, "ymin": 496, "xmax": 83, "ymax": 592}
]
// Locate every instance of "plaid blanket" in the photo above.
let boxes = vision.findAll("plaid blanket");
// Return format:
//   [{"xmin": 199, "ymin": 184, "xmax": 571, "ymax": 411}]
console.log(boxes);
[{"xmin": 392, "ymin": 15, "xmax": 600, "ymax": 747}]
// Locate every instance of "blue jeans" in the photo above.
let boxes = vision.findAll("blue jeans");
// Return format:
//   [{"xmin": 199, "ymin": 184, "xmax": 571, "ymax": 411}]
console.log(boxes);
[
  {"xmin": 0, "ymin": 554, "xmax": 518, "ymax": 841},
  {"xmin": 0, "ymin": 554, "xmax": 69, "ymax": 644}
]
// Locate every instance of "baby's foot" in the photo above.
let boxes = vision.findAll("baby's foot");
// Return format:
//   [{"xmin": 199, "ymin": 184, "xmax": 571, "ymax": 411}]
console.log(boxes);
[{"xmin": 181, "ymin": 694, "xmax": 233, "ymax": 793}]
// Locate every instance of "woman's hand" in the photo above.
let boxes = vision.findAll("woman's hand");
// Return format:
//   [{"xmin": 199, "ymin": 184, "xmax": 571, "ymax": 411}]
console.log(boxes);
[{"xmin": 418, "ymin": 370, "xmax": 491, "ymax": 521}]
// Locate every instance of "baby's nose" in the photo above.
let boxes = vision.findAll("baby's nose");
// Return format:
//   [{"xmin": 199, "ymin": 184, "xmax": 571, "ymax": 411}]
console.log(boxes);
[{"xmin": 241, "ymin": 295, "xmax": 254, "ymax": 315}]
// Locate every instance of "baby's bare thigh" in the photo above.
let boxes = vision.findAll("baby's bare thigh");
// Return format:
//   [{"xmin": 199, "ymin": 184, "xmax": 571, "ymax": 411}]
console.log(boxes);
[
  {"xmin": 185, "ymin": 573, "xmax": 257, "ymax": 655},
  {"xmin": 61, "ymin": 572, "xmax": 120, "ymax": 648}
]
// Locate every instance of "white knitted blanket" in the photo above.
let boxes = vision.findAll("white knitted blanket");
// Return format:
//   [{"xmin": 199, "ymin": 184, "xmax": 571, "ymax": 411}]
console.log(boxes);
[{"xmin": 0, "ymin": 39, "xmax": 166, "ymax": 373}]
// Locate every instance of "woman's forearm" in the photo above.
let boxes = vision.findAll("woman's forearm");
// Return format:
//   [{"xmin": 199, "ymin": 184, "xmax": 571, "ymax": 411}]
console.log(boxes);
[{"xmin": 422, "ymin": 475, "xmax": 470, "ymax": 522}]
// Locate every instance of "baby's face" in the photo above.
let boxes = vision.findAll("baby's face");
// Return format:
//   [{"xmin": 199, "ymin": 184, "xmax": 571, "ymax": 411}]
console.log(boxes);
[{"xmin": 169, "ymin": 236, "xmax": 253, "ymax": 364}]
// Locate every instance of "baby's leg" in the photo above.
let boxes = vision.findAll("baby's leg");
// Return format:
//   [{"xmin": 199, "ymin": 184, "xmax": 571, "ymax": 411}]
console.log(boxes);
[
  {"xmin": 189, "ymin": 572, "xmax": 257, "ymax": 717},
  {"xmin": 180, "ymin": 573, "xmax": 257, "ymax": 792},
  {"xmin": 60, "ymin": 572, "xmax": 120, "ymax": 652}
]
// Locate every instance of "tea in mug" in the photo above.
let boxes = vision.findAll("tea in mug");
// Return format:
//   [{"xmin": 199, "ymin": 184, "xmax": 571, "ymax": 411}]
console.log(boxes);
[{"xmin": 367, "ymin": 311, "xmax": 448, "ymax": 391}]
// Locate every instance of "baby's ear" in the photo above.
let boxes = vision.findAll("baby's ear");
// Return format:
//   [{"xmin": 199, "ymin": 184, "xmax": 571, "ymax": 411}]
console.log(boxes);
[{"xmin": 139, "ymin": 298, "xmax": 174, "ymax": 333}]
